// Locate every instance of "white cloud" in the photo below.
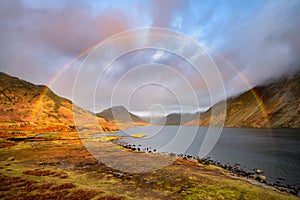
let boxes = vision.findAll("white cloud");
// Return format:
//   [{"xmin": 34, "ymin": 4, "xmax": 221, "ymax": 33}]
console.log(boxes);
[{"xmin": 152, "ymin": 50, "xmax": 166, "ymax": 61}]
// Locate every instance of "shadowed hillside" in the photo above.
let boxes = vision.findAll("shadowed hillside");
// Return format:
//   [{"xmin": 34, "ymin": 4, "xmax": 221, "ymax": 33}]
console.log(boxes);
[
  {"xmin": 162, "ymin": 113, "xmax": 199, "ymax": 126},
  {"xmin": 186, "ymin": 70, "xmax": 300, "ymax": 128}
]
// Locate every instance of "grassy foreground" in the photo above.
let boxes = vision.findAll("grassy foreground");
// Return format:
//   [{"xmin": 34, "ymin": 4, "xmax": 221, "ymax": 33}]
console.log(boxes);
[{"xmin": 0, "ymin": 130, "xmax": 298, "ymax": 200}]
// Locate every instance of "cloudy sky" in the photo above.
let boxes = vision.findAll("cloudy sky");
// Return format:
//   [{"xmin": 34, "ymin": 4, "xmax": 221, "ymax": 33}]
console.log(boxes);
[{"xmin": 0, "ymin": 0, "xmax": 300, "ymax": 115}]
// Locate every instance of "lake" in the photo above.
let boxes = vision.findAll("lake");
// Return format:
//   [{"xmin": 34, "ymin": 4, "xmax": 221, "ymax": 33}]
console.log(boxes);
[{"xmin": 116, "ymin": 126, "xmax": 300, "ymax": 191}]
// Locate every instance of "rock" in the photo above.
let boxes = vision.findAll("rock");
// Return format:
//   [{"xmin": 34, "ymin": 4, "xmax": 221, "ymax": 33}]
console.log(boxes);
[
  {"xmin": 6, "ymin": 156, "xmax": 15, "ymax": 161},
  {"xmin": 249, "ymin": 175, "xmax": 257, "ymax": 180},
  {"xmin": 258, "ymin": 175, "xmax": 267, "ymax": 183},
  {"xmin": 249, "ymin": 174, "xmax": 267, "ymax": 182},
  {"xmin": 170, "ymin": 153, "xmax": 176, "ymax": 157},
  {"xmin": 244, "ymin": 171, "xmax": 252, "ymax": 176},
  {"xmin": 255, "ymin": 169, "xmax": 263, "ymax": 174},
  {"xmin": 203, "ymin": 160, "xmax": 210, "ymax": 165}
]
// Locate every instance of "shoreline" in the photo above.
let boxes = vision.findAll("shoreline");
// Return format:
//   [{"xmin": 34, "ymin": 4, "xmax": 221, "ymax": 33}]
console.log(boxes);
[
  {"xmin": 113, "ymin": 137, "xmax": 300, "ymax": 197},
  {"xmin": 1, "ymin": 127, "xmax": 299, "ymax": 199},
  {"xmin": 2, "ymin": 130, "xmax": 299, "ymax": 196}
]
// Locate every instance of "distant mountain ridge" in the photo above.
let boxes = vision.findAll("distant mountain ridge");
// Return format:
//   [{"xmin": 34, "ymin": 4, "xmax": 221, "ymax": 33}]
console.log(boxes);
[
  {"xmin": 96, "ymin": 106, "xmax": 146, "ymax": 123},
  {"xmin": 1, "ymin": 70, "xmax": 299, "ymax": 129},
  {"xmin": 185, "ymin": 70, "xmax": 300, "ymax": 128},
  {"xmin": 162, "ymin": 113, "xmax": 199, "ymax": 125},
  {"xmin": 133, "ymin": 70, "xmax": 299, "ymax": 128}
]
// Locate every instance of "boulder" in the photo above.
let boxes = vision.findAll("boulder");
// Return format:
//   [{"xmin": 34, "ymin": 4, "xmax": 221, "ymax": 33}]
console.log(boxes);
[
  {"xmin": 258, "ymin": 175, "xmax": 267, "ymax": 183},
  {"xmin": 6, "ymin": 156, "xmax": 15, "ymax": 161},
  {"xmin": 255, "ymin": 169, "xmax": 263, "ymax": 174}
]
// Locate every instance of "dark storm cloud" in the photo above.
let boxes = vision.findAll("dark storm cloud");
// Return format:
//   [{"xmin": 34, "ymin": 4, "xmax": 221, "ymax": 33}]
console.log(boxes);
[
  {"xmin": 217, "ymin": 1, "xmax": 300, "ymax": 95},
  {"xmin": 0, "ymin": 0, "xmax": 130, "ymax": 85}
]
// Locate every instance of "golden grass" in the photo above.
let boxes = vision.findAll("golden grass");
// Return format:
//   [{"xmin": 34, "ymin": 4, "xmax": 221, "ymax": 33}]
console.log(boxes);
[
  {"xmin": 131, "ymin": 133, "xmax": 148, "ymax": 138},
  {"xmin": 0, "ymin": 127, "xmax": 298, "ymax": 200}
]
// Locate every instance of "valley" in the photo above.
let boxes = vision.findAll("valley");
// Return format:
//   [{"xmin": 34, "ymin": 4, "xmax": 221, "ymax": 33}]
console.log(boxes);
[{"xmin": 0, "ymin": 72, "xmax": 299, "ymax": 199}]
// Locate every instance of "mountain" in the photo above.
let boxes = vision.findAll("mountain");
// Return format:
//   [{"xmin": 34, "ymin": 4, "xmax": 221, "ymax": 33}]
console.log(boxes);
[
  {"xmin": 139, "ymin": 112, "xmax": 200, "ymax": 126},
  {"xmin": 0, "ymin": 72, "xmax": 118, "ymax": 132},
  {"xmin": 0, "ymin": 72, "xmax": 79, "ymax": 123},
  {"xmin": 2, "ymin": 70, "xmax": 298, "ymax": 130},
  {"xmin": 0, "ymin": 71, "xmax": 99, "ymax": 127},
  {"xmin": 186, "ymin": 70, "xmax": 300, "ymax": 128},
  {"xmin": 96, "ymin": 106, "xmax": 146, "ymax": 124},
  {"xmin": 162, "ymin": 113, "xmax": 199, "ymax": 125}
]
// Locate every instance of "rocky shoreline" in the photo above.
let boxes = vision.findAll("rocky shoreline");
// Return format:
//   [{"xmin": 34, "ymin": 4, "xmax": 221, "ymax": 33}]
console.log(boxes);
[
  {"xmin": 3, "ymin": 133, "xmax": 299, "ymax": 197},
  {"xmin": 1, "ymin": 129, "xmax": 299, "ymax": 199},
  {"xmin": 114, "ymin": 140, "xmax": 299, "ymax": 197}
]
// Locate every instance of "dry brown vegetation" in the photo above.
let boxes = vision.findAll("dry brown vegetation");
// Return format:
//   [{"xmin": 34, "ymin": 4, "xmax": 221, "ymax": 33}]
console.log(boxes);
[
  {"xmin": 0, "ymin": 173, "xmax": 102, "ymax": 200},
  {"xmin": 23, "ymin": 169, "xmax": 69, "ymax": 179},
  {"xmin": 0, "ymin": 125, "xmax": 298, "ymax": 200},
  {"xmin": 0, "ymin": 72, "xmax": 299, "ymax": 199}
]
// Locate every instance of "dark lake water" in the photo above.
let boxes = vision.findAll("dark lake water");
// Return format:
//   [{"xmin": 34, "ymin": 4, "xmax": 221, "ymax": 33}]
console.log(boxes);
[{"xmin": 116, "ymin": 126, "xmax": 300, "ymax": 190}]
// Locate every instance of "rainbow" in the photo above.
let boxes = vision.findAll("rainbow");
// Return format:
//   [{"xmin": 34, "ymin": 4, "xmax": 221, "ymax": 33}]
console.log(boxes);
[
  {"xmin": 29, "ymin": 45, "xmax": 96, "ymax": 121},
  {"xmin": 30, "ymin": 30, "xmax": 270, "ymax": 128},
  {"xmin": 29, "ymin": 30, "xmax": 132, "ymax": 121},
  {"xmin": 205, "ymin": 48, "xmax": 270, "ymax": 128}
]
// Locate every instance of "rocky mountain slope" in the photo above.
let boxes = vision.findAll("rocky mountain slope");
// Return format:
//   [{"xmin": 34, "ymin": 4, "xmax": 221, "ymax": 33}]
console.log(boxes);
[
  {"xmin": 2, "ymin": 70, "xmax": 298, "ymax": 129},
  {"xmin": 0, "ymin": 72, "xmax": 82, "ymax": 123},
  {"xmin": 186, "ymin": 70, "xmax": 300, "ymax": 128},
  {"xmin": 0, "ymin": 72, "xmax": 128, "ymax": 132}
]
